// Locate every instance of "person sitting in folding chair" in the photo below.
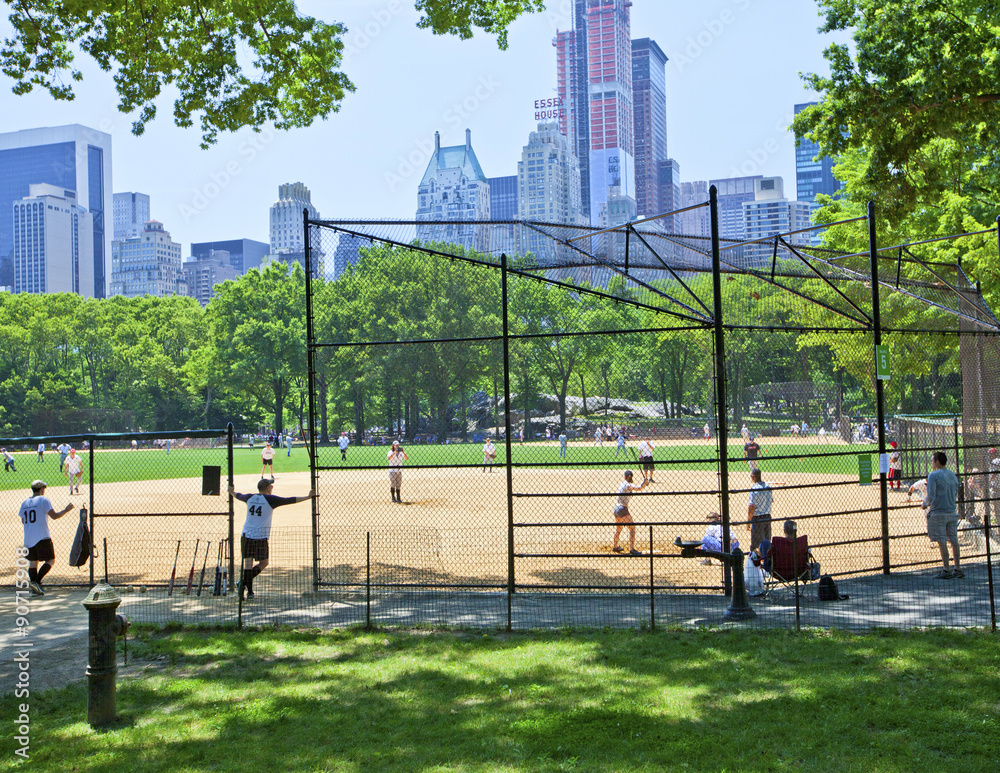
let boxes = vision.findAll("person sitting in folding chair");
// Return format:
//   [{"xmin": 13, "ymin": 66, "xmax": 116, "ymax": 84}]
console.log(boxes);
[
  {"xmin": 699, "ymin": 512, "xmax": 739, "ymax": 566},
  {"xmin": 757, "ymin": 520, "xmax": 819, "ymax": 594}
]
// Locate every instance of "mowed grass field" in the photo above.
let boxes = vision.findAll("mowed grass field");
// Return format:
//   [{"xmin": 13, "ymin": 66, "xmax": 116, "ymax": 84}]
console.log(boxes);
[
  {"xmin": 0, "ymin": 436, "xmax": 884, "ymax": 493},
  {"xmin": 6, "ymin": 626, "xmax": 998, "ymax": 772}
]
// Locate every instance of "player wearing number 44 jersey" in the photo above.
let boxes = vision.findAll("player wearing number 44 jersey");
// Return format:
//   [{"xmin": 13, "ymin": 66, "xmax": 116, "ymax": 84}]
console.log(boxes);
[
  {"xmin": 18, "ymin": 480, "xmax": 74, "ymax": 595},
  {"xmin": 229, "ymin": 478, "xmax": 316, "ymax": 600}
]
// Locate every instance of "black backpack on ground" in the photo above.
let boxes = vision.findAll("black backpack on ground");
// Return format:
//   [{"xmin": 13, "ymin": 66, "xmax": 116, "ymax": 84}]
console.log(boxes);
[{"xmin": 818, "ymin": 574, "xmax": 849, "ymax": 601}]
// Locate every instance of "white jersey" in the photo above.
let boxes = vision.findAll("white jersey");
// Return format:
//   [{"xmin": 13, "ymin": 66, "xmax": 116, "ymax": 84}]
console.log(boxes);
[
  {"xmin": 616, "ymin": 480, "xmax": 636, "ymax": 510},
  {"xmin": 637, "ymin": 440, "xmax": 653, "ymax": 458},
  {"xmin": 261, "ymin": 446, "xmax": 275, "ymax": 461},
  {"xmin": 388, "ymin": 449, "xmax": 406, "ymax": 467},
  {"xmin": 483, "ymin": 442, "xmax": 495, "ymax": 459},
  {"xmin": 338, "ymin": 435, "xmax": 349, "ymax": 450},
  {"xmin": 241, "ymin": 494, "xmax": 276, "ymax": 539},
  {"xmin": 19, "ymin": 495, "xmax": 54, "ymax": 548},
  {"xmin": 64, "ymin": 454, "xmax": 83, "ymax": 475},
  {"xmin": 57, "ymin": 443, "xmax": 70, "ymax": 456}
]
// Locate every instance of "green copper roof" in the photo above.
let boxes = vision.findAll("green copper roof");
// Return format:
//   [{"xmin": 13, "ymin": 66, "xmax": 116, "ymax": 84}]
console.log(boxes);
[{"xmin": 420, "ymin": 143, "xmax": 488, "ymax": 186}]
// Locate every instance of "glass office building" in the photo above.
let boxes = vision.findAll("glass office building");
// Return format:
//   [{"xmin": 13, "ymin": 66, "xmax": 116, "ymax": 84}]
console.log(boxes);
[
  {"xmin": 0, "ymin": 125, "xmax": 112, "ymax": 296},
  {"xmin": 794, "ymin": 102, "xmax": 842, "ymax": 203}
]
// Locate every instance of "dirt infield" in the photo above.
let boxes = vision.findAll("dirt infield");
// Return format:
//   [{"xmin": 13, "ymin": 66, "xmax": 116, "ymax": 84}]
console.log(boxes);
[{"xmin": 2, "ymin": 455, "xmax": 964, "ymax": 592}]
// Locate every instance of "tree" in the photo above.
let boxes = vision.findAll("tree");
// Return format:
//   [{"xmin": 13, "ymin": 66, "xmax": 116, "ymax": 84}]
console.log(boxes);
[{"xmin": 2, "ymin": 0, "xmax": 543, "ymax": 147}]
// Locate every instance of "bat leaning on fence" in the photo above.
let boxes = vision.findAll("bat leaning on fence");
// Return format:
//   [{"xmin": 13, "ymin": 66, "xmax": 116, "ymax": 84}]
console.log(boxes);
[
  {"xmin": 167, "ymin": 540, "xmax": 181, "ymax": 596},
  {"xmin": 185, "ymin": 538, "xmax": 200, "ymax": 595},
  {"xmin": 196, "ymin": 541, "xmax": 211, "ymax": 597}
]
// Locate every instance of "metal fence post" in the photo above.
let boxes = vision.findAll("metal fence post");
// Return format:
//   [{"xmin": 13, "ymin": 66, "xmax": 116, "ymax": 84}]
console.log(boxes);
[
  {"xmin": 869, "ymin": 201, "xmax": 891, "ymax": 574},
  {"xmin": 366, "ymin": 531, "xmax": 371, "ymax": 630},
  {"xmin": 227, "ymin": 422, "xmax": 235, "ymax": 622},
  {"xmin": 501, "ymin": 252, "xmax": 515, "ymax": 632},
  {"xmin": 89, "ymin": 435, "xmax": 96, "ymax": 587},
  {"xmin": 649, "ymin": 526, "xmax": 655, "ymax": 631},
  {"xmin": 303, "ymin": 207, "xmax": 321, "ymax": 591},
  {"xmin": 709, "ymin": 185, "xmax": 733, "ymax": 595}
]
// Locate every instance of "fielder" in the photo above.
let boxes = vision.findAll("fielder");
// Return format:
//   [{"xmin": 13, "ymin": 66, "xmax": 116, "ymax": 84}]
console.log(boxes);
[
  {"xmin": 64, "ymin": 447, "xmax": 84, "ymax": 494},
  {"xmin": 229, "ymin": 478, "xmax": 316, "ymax": 600},
  {"xmin": 338, "ymin": 432, "xmax": 349, "ymax": 461},
  {"xmin": 18, "ymin": 480, "xmax": 74, "ymax": 595},
  {"xmin": 483, "ymin": 437, "xmax": 496, "ymax": 472},
  {"xmin": 388, "ymin": 441, "xmax": 409, "ymax": 503},
  {"xmin": 637, "ymin": 437, "xmax": 655, "ymax": 483},
  {"xmin": 261, "ymin": 441, "xmax": 276, "ymax": 477}
]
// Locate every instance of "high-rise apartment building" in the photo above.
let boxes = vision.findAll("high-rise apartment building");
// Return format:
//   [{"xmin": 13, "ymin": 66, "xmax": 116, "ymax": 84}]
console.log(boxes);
[
  {"xmin": 113, "ymin": 191, "xmax": 151, "ymax": 240},
  {"xmin": 0, "ymin": 125, "xmax": 112, "ymax": 296},
  {"xmin": 742, "ymin": 176, "xmax": 813, "ymax": 264},
  {"xmin": 12, "ymin": 184, "xmax": 94, "ymax": 295},
  {"xmin": 416, "ymin": 130, "xmax": 492, "ymax": 252},
  {"xmin": 709, "ymin": 175, "xmax": 763, "ymax": 241},
  {"xmin": 678, "ymin": 181, "xmax": 710, "ymax": 239},
  {"xmin": 183, "ymin": 250, "xmax": 238, "ymax": 305},
  {"xmin": 270, "ymin": 182, "xmax": 319, "ymax": 254},
  {"xmin": 555, "ymin": 0, "xmax": 635, "ymax": 225},
  {"xmin": 632, "ymin": 38, "xmax": 668, "ymax": 220},
  {"xmin": 656, "ymin": 158, "xmax": 681, "ymax": 233},
  {"xmin": 488, "ymin": 176, "xmax": 518, "ymax": 220},
  {"xmin": 190, "ymin": 238, "xmax": 269, "ymax": 274},
  {"xmin": 109, "ymin": 220, "xmax": 185, "ymax": 298},
  {"xmin": 794, "ymin": 102, "xmax": 842, "ymax": 204}
]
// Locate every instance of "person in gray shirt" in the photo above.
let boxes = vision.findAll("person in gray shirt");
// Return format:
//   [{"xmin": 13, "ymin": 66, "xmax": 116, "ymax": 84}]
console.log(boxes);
[{"xmin": 923, "ymin": 451, "xmax": 963, "ymax": 579}]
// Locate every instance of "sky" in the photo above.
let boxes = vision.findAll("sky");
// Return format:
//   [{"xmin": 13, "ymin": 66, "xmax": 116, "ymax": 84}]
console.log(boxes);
[{"xmin": 0, "ymin": 0, "xmax": 849, "ymax": 252}]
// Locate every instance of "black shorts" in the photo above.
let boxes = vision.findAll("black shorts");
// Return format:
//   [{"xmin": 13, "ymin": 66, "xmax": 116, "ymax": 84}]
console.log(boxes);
[
  {"xmin": 26, "ymin": 539, "xmax": 55, "ymax": 562},
  {"xmin": 241, "ymin": 535, "xmax": 269, "ymax": 561},
  {"xmin": 640, "ymin": 455, "xmax": 654, "ymax": 471}
]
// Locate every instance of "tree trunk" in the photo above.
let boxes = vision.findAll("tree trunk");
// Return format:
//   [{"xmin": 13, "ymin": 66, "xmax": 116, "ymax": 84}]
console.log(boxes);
[
  {"xmin": 579, "ymin": 372, "xmax": 588, "ymax": 415},
  {"xmin": 273, "ymin": 378, "xmax": 285, "ymax": 434},
  {"xmin": 318, "ymin": 374, "xmax": 329, "ymax": 443}
]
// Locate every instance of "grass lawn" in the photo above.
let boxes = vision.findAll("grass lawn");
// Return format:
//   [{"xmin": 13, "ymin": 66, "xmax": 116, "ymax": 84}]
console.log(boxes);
[
  {"xmin": 0, "ymin": 438, "xmax": 890, "ymax": 492},
  {"xmin": 8, "ymin": 627, "xmax": 998, "ymax": 772}
]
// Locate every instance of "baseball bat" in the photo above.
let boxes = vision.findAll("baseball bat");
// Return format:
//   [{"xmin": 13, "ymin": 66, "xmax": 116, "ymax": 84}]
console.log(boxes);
[
  {"xmin": 629, "ymin": 447, "xmax": 638, "ymax": 463},
  {"xmin": 222, "ymin": 538, "xmax": 229, "ymax": 596},
  {"xmin": 212, "ymin": 541, "xmax": 223, "ymax": 596},
  {"xmin": 167, "ymin": 539, "xmax": 181, "ymax": 596},
  {"xmin": 196, "ymin": 540, "xmax": 211, "ymax": 597},
  {"xmin": 185, "ymin": 538, "xmax": 199, "ymax": 595}
]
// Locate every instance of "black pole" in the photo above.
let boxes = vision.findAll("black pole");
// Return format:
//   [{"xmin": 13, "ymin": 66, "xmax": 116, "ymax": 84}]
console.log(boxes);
[
  {"xmin": 624, "ymin": 225, "xmax": 631, "ymax": 275},
  {"xmin": 710, "ymin": 186, "xmax": 732, "ymax": 595},
  {"xmin": 791, "ymin": 524, "xmax": 801, "ymax": 632},
  {"xmin": 103, "ymin": 536, "xmax": 108, "ymax": 583},
  {"xmin": 366, "ymin": 531, "xmax": 371, "ymax": 630},
  {"xmin": 303, "ymin": 208, "xmax": 321, "ymax": 591},
  {"xmin": 88, "ymin": 436, "xmax": 95, "ymax": 587},
  {"xmin": 869, "ymin": 201, "xmax": 891, "ymax": 574},
  {"xmin": 501, "ymin": 253, "xmax": 515, "ymax": 631},
  {"xmin": 227, "ymin": 422, "xmax": 235, "ymax": 602},
  {"xmin": 649, "ymin": 526, "xmax": 655, "ymax": 631}
]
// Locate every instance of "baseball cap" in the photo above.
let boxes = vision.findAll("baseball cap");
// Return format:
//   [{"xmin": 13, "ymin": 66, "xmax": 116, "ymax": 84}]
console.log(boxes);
[
  {"xmin": 624, "ymin": 470, "xmax": 633, "ymax": 478},
  {"xmin": 257, "ymin": 478, "xmax": 275, "ymax": 491},
  {"xmin": 30, "ymin": 480, "xmax": 47, "ymax": 492},
  {"xmin": 706, "ymin": 512, "xmax": 721, "ymax": 522},
  {"xmin": 890, "ymin": 441, "xmax": 897, "ymax": 448}
]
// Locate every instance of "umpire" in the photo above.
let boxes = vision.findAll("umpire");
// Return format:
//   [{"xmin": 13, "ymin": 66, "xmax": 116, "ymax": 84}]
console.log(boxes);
[{"xmin": 747, "ymin": 468, "xmax": 773, "ymax": 552}]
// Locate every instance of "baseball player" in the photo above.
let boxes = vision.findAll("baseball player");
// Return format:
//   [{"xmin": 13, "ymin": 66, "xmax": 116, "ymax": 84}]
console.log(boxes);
[
  {"xmin": 229, "ymin": 478, "xmax": 316, "ymax": 600},
  {"xmin": 2, "ymin": 448, "xmax": 16, "ymax": 472},
  {"xmin": 744, "ymin": 435, "xmax": 761, "ymax": 472},
  {"xmin": 887, "ymin": 442, "xmax": 902, "ymax": 489},
  {"xmin": 612, "ymin": 470, "xmax": 649, "ymax": 556},
  {"xmin": 18, "ymin": 480, "xmax": 74, "ymax": 595},
  {"xmin": 338, "ymin": 432, "xmax": 349, "ymax": 461},
  {"xmin": 388, "ymin": 441, "xmax": 409, "ymax": 503},
  {"xmin": 741, "ymin": 424, "xmax": 750, "ymax": 442},
  {"xmin": 615, "ymin": 432, "xmax": 626, "ymax": 458},
  {"xmin": 260, "ymin": 441, "xmax": 276, "ymax": 476},
  {"xmin": 637, "ymin": 437, "xmax": 655, "ymax": 483},
  {"xmin": 57, "ymin": 442, "xmax": 71, "ymax": 472},
  {"xmin": 36, "ymin": 443, "xmax": 44, "ymax": 463},
  {"xmin": 483, "ymin": 437, "xmax": 496, "ymax": 472},
  {"xmin": 558, "ymin": 431, "xmax": 568, "ymax": 459},
  {"xmin": 64, "ymin": 447, "xmax": 84, "ymax": 494},
  {"xmin": 907, "ymin": 478, "xmax": 927, "ymax": 504},
  {"xmin": 594, "ymin": 427, "xmax": 603, "ymax": 446},
  {"xmin": 703, "ymin": 422, "xmax": 710, "ymax": 440}
]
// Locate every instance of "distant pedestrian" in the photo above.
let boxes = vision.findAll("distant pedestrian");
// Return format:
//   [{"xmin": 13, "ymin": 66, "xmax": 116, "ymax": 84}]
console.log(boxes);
[
  {"xmin": 559, "ymin": 432, "xmax": 567, "ymax": 459},
  {"xmin": 388, "ymin": 441, "xmax": 409, "ymax": 503},
  {"xmin": 37, "ymin": 443, "xmax": 44, "ymax": 463},
  {"xmin": 924, "ymin": 451, "xmax": 963, "ymax": 580}
]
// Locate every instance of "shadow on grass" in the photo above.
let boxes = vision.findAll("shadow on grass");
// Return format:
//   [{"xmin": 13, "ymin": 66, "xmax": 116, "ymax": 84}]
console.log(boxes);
[{"xmin": 7, "ymin": 627, "xmax": 997, "ymax": 772}]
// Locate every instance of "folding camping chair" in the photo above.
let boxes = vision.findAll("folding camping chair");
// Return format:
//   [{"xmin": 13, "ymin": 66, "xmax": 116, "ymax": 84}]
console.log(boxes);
[{"xmin": 761, "ymin": 535, "xmax": 817, "ymax": 600}]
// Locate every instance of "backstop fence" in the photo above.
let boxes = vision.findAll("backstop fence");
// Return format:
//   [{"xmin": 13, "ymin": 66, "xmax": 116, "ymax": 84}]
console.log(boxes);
[{"xmin": 9, "ymin": 191, "xmax": 1000, "ymax": 632}]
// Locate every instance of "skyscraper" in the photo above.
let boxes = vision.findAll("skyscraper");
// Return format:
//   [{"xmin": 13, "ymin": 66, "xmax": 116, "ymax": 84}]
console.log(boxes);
[
  {"xmin": 0, "ymin": 125, "xmax": 112, "ymax": 296},
  {"xmin": 709, "ymin": 175, "xmax": 763, "ymax": 241},
  {"xmin": 794, "ymin": 102, "xmax": 842, "ymax": 204},
  {"xmin": 678, "ymin": 181, "xmax": 710, "ymax": 239},
  {"xmin": 632, "ymin": 38, "xmax": 669, "ymax": 220},
  {"xmin": 488, "ymin": 176, "xmax": 518, "ymax": 220},
  {"xmin": 109, "ymin": 220, "xmax": 185, "ymax": 298},
  {"xmin": 113, "ymin": 191, "xmax": 150, "ymax": 240},
  {"xmin": 183, "ymin": 251, "xmax": 238, "ymax": 305},
  {"xmin": 742, "ymin": 177, "xmax": 813, "ymax": 264},
  {"xmin": 555, "ymin": 0, "xmax": 635, "ymax": 225},
  {"xmin": 270, "ymin": 182, "xmax": 319, "ymax": 254},
  {"xmin": 416, "ymin": 129, "xmax": 492, "ymax": 252},
  {"xmin": 190, "ymin": 238, "xmax": 269, "ymax": 274},
  {"xmin": 12, "ymin": 184, "xmax": 94, "ymax": 295}
]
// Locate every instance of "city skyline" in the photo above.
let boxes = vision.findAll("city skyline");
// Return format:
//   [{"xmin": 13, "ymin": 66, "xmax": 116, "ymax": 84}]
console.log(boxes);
[{"xmin": 0, "ymin": 1, "xmax": 847, "ymax": 251}]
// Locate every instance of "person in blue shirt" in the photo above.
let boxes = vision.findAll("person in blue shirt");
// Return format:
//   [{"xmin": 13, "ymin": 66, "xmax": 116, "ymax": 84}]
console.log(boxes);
[{"xmin": 923, "ymin": 451, "xmax": 963, "ymax": 580}]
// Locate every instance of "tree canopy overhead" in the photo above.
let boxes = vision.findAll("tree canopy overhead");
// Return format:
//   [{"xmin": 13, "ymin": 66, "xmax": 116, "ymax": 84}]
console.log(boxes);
[
  {"xmin": 794, "ymin": 1, "xmax": 1000, "ymax": 226},
  {"xmin": 1, "ymin": 0, "xmax": 544, "ymax": 147}
]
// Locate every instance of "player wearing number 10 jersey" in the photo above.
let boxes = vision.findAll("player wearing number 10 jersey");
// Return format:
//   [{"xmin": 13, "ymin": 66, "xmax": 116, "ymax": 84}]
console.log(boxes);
[
  {"xmin": 18, "ymin": 480, "xmax": 74, "ymax": 595},
  {"xmin": 228, "ymin": 478, "xmax": 316, "ymax": 600}
]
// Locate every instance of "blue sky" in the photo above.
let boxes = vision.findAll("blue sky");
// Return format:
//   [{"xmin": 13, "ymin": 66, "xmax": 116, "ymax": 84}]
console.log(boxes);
[{"xmin": 0, "ymin": 1, "xmax": 847, "ymax": 250}]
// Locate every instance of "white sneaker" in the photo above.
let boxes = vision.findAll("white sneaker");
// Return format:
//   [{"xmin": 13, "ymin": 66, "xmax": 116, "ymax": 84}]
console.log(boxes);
[{"xmin": 28, "ymin": 581, "xmax": 44, "ymax": 596}]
